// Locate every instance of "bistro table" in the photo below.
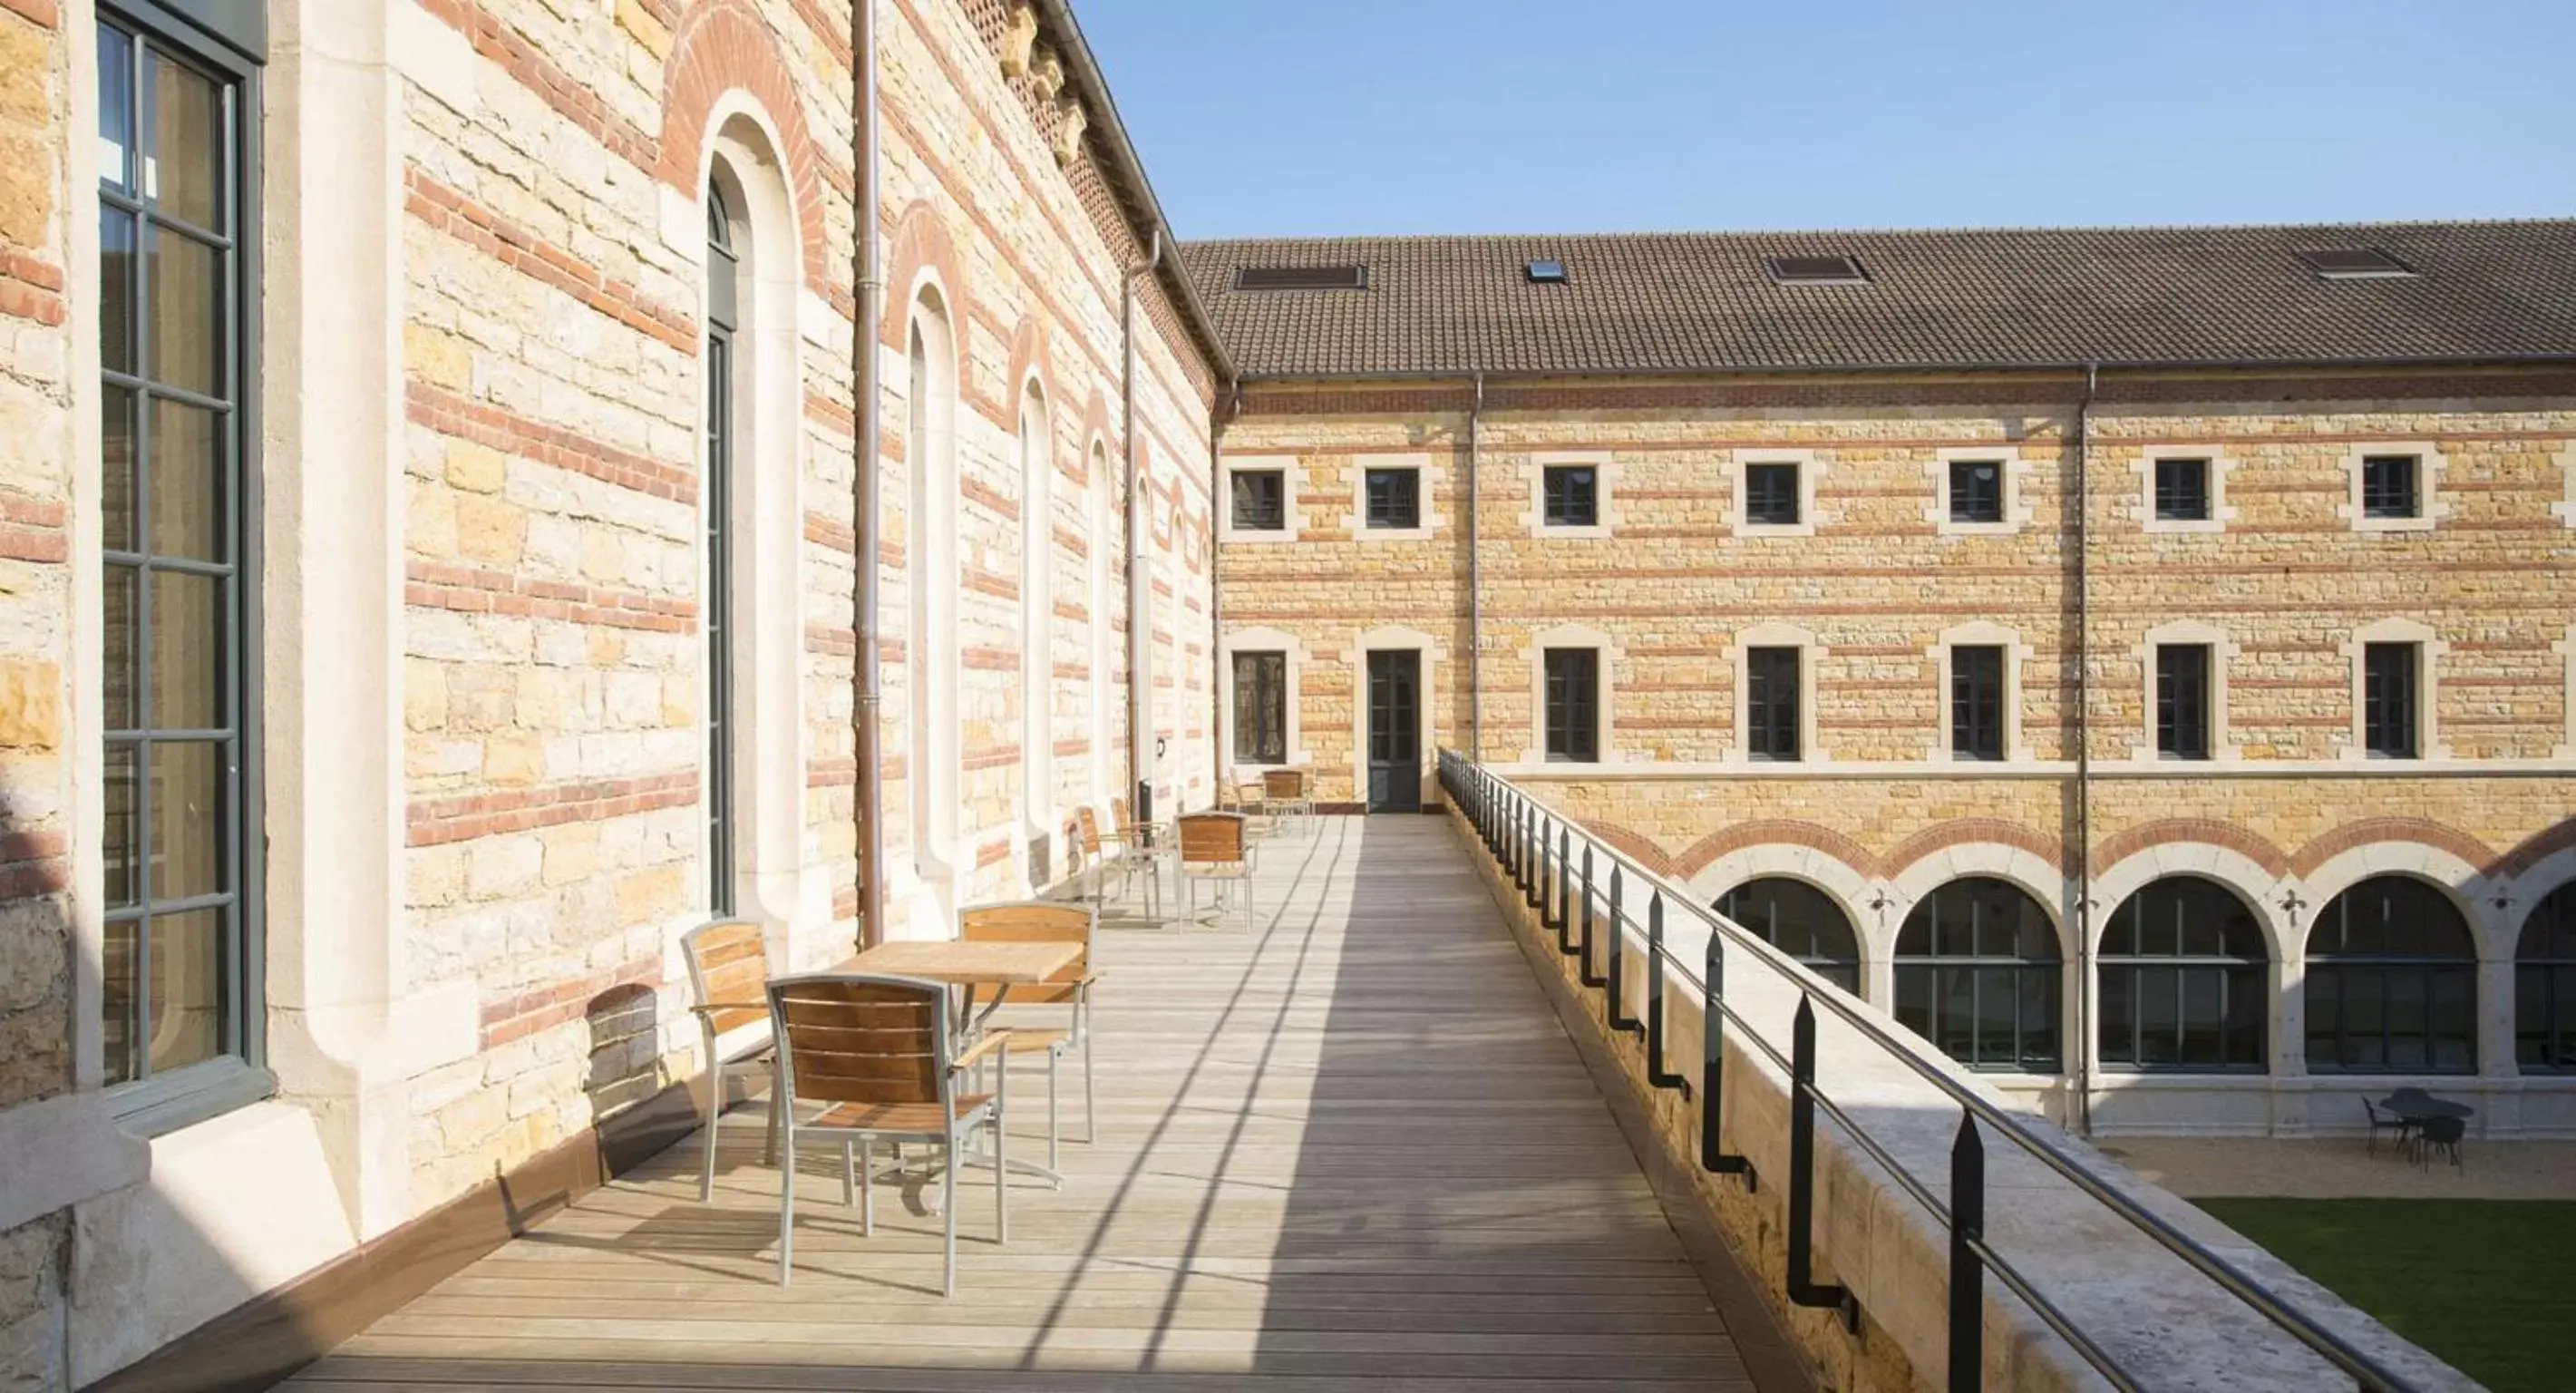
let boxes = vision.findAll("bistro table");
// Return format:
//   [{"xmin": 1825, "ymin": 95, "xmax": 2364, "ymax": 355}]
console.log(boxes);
[
  {"xmin": 833, "ymin": 937, "xmax": 1084, "ymax": 1186},
  {"xmin": 2380, "ymin": 1087, "xmax": 2474, "ymax": 1123}
]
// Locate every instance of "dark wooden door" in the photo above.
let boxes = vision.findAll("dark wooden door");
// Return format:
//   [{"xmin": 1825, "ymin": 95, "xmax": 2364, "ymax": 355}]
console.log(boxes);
[{"xmin": 1366, "ymin": 651, "xmax": 1421, "ymax": 813}]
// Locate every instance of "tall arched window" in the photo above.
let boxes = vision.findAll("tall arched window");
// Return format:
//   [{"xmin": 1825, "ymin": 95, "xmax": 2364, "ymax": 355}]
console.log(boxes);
[
  {"xmin": 2099, "ymin": 876, "xmax": 2267, "ymax": 1072},
  {"xmin": 905, "ymin": 290, "xmax": 959, "ymax": 920},
  {"xmin": 1087, "ymin": 440, "xmax": 1113, "ymax": 807},
  {"xmin": 2516, "ymin": 881, "xmax": 2576, "ymax": 1073},
  {"xmin": 703, "ymin": 172, "xmax": 741, "ymax": 917},
  {"xmin": 1018, "ymin": 385, "xmax": 1052, "ymax": 883},
  {"xmin": 1895, "ymin": 877, "xmax": 2061, "ymax": 1071},
  {"xmin": 2306, "ymin": 876, "xmax": 2475, "ymax": 1074},
  {"xmin": 1715, "ymin": 878, "xmax": 1861, "ymax": 994}
]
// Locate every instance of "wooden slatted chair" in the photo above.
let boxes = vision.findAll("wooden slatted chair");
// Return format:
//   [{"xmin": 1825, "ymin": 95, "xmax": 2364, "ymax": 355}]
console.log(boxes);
[
  {"xmin": 766, "ymin": 973, "xmax": 1012, "ymax": 1294},
  {"xmin": 1262, "ymin": 768, "xmax": 1314, "ymax": 833},
  {"xmin": 1177, "ymin": 811, "xmax": 1256, "ymax": 931},
  {"xmin": 1109, "ymin": 795, "xmax": 1178, "ymax": 894},
  {"xmin": 1073, "ymin": 806, "xmax": 1130, "ymax": 905},
  {"xmin": 682, "ymin": 919, "xmax": 779, "ymax": 1202},
  {"xmin": 961, "ymin": 901, "xmax": 1099, "ymax": 1173}
]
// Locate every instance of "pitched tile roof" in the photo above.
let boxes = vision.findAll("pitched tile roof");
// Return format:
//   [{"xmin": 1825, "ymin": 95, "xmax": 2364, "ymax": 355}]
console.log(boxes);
[{"xmin": 1179, "ymin": 220, "xmax": 2576, "ymax": 379}]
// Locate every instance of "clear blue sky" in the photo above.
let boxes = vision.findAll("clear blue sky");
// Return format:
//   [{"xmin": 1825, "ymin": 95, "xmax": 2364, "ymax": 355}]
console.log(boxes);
[{"xmin": 1073, "ymin": 0, "xmax": 2576, "ymax": 240}]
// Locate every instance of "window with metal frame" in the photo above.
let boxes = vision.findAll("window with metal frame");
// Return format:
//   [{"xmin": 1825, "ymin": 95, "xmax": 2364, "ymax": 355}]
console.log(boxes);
[
  {"xmin": 2153, "ymin": 457, "xmax": 2211, "ymax": 522},
  {"xmin": 2519, "ymin": 882, "xmax": 2576, "ymax": 1073},
  {"xmin": 98, "ymin": 4, "xmax": 268, "ymax": 1129},
  {"xmin": 2362, "ymin": 641, "xmax": 2418, "ymax": 758},
  {"xmin": 1542, "ymin": 648, "xmax": 1599, "ymax": 763},
  {"xmin": 1230, "ymin": 469, "xmax": 1285, "ymax": 531},
  {"xmin": 1716, "ymin": 878, "xmax": 1860, "ymax": 994},
  {"xmin": 2099, "ymin": 876, "xmax": 2267, "ymax": 1072},
  {"xmin": 2156, "ymin": 643, "xmax": 2212, "ymax": 760},
  {"xmin": 1363, "ymin": 467, "xmax": 1420, "ymax": 530},
  {"xmin": 1745, "ymin": 645, "xmax": 1801, "ymax": 762},
  {"xmin": 2306, "ymin": 876, "xmax": 2476, "ymax": 1074},
  {"xmin": 1231, "ymin": 651, "xmax": 1287, "ymax": 764},
  {"xmin": 704, "ymin": 173, "xmax": 739, "ymax": 918},
  {"xmin": 1541, "ymin": 464, "xmax": 1597, "ymax": 528},
  {"xmin": 2360, "ymin": 454, "xmax": 2419, "ymax": 520},
  {"xmin": 1744, "ymin": 462, "xmax": 1801, "ymax": 526},
  {"xmin": 1894, "ymin": 877, "xmax": 2061, "ymax": 1072},
  {"xmin": 1949, "ymin": 459, "xmax": 2004, "ymax": 523},
  {"xmin": 1950, "ymin": 644, "xmax": 2006, "ymax": 761}
]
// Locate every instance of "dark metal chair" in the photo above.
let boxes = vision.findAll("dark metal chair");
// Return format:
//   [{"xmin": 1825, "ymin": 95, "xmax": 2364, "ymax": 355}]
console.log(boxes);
[
  {"xmin": 2361, "ymin": 1096, "xmax": 2413, "ymax": 1155},
  {"xmin": 2416, "ymin": 1115, "xmax": 2465, "ymax": 1171}
]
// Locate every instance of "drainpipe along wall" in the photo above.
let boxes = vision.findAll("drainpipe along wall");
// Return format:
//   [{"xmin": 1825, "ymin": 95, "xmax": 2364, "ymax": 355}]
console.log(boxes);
[
  {"xmin": 2073, "ymin": 361, "xmax": 2098, "ymax": 1133},
  {"xmin": 1123, "ymin": 232, "xmax": 1163, "ymax": 818},
  {"xmin": 853, "ymin": 0, "xmax": 887, "ymax": 946},
  {"xmin": 1211, "ymin": 378, "xmax": 1240, "ymax": 793}
]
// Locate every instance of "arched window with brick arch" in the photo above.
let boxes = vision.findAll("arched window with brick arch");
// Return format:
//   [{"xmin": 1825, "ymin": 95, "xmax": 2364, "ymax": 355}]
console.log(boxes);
[
  {"xmin": 2098, "ymin": 876, "xmax": 2267, "ymax": 1072},
  {"xmin": 1715, "ymin": 878, "xmax": 1861, "ymax": 994},
  {"xmin": 2517, "ymin": 881, "xmax": 2576, "ymax": 1073},
  {"xmin": 1894, "ymin": 877, "xmax": 2060, "ymax": 1071},
  {"xmin": 904, "ymin": 287, "xmax": 961, "ymax": 928},
  {"xmin": 2306, "ymin": 876, "xmax": 2475, "ymax": 1075},
  {"xmin": 1016, "ymin": 381, "xmax": 1053, "ymax": 886}
]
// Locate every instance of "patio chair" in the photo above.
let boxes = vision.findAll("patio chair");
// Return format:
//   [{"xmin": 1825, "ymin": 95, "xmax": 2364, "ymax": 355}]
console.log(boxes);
[
  {"xmin": 1177, "ymin": 811, "xmax": 1256, "ymax": 931},
  {"xmin": 766, "ymin": 973, "xmax": 1012, "ymax": 1294},
  {"xmin": 2361, "ymin": 1096, "xmax": 2414, "ymax": 1156},
  {"xmin": 1107, "ymin": 798, "xmax": 1176, "ymax": 912},
  {"xmin": 682, "ymin": 919, "xmax": 779, "ymax": 1202},
  {"xmin": 1262, "ymin": 768, "xmax": 1315, "ymax": 834},
  {"xmin": 961, "ymin": 901, "xmax": 1099, "ymax": 1169},
  {"xmin": 2416, "ymin": 1114, "xmax": 2465, "ymax": 1172}
]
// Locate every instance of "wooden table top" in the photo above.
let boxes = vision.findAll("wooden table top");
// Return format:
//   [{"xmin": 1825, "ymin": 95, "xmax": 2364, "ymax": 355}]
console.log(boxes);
[{"xmin": 832, "ymin": 939, "xmax": 1082, "ymax": 986}]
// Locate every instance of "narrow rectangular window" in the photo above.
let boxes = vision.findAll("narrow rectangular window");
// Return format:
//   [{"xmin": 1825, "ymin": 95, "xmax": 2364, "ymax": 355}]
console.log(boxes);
[
  {"xmin": 98, "ymin": 9, "xmax": 266, "ymax": 1112},
  {"xmin": 2361, "ymin": 454, "xmax": 2419, "ymax": 520},
  {"xmin": 1949, "ymin": 460, "xmax": 2005, "ymax": 523},
  {"xmin": 1230, "ymin": 469, "xmax": 1285, "ymax": 531},
  {"xmin": 2156, "ymin": 644, "xmax": 2211, "ymax": 760},
  {"xmin": 2154, "ymin": 458, "xmax": 2211, "ymax": 521},
  {"xmin": 1745, "ymin": 647, "xmax": 1802, "ymax": 761},
  {"xmin": 1231, "ymin": 651, "xmax": 1287, "ymax": 764},
  {"xmin": 1543, "ymin": 648, "xmax": 1599, "ymax": 763},
  {"xmin": 2364, "ymin": 641, "xmax": 2419, "ymax": 758},
  {"xmin": 1364, "ymin": 468, "xmax": 1420, "ymax": 530},
  {"xmin": 1745, "ymin": 463, "xmax": 1801, "ymax": 526},
  {"xmin": 1541, "ymin": 465, "xmax": 1597, "ymax": 527},
  {"xmin": 1950, "ymin": 645, "xmax": 2006, "ymax": 760}
]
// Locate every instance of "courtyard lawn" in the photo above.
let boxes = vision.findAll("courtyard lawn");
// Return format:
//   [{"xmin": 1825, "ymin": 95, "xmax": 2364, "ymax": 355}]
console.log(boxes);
[{"xmin": 2193, "ymin": 1198, "xmax": 2576, "ymax": 1393}]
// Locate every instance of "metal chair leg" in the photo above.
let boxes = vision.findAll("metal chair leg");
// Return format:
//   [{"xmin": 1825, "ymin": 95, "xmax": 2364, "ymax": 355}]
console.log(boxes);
[
  {"xmin": 699, "ymin": 1057, "xmax": 722, "ymax": 1203},
  {"xmin": 996, "ymin": 1070, "xmax": 1011, "ymax": 1245},
  {"xmin": 777, "ymin": 1122, "xmax": 795, "ymax": 1287},
  {"xmin": 942, "ymin": 1137, "xmax": 959, "ymax": 1298},
  {"xmin": 860, "ymin": 1137, "xmax": 875, "ymax": 1235},
  {"xmin": 842, "ymin": 1139, "xmax": 856, "ymax": 1207},
  {"xmin": 1083, "ymin": 1012, "xmax": 1097, "ymax": 1145},
  {"xmin": 1047, "ymin": 1048, "xmax": 1062, "ymax": 1175}
]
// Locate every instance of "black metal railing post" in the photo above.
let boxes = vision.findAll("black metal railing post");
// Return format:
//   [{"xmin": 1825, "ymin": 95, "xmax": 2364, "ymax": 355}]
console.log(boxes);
[
  {"xmin": 1949, "ymin": 1112, "xmax": 1985, "ymax": 1393},
  {"xmin": 1524, "ymin": 808, "xmax": 1543, "ymax": 910},
  {"xmin": 1788, "ymin": 996, "xmax": 1857, "ymax": 1330},
  {"xmin": 1700, "ymin": 932, "xmax": 1755, "ymax": 1188},
  {"xmin": 1607, "ymin": 874, "xmax": 1637, "ymax": 1034},
  {"xmin": 1564, "ymin": 844, "xmax": 1589, "ymax": 957},
  {"xmin": 1584, "ymin": 862, "xmax": 1610, "ymax": 988},
  {"xmin": 1555, "ymin": 827, "xmax": 1571, "ymax": 935},
  {"xmin": 1645, "ymin": 892, "xmax": 1685, "ymax": 1089}
]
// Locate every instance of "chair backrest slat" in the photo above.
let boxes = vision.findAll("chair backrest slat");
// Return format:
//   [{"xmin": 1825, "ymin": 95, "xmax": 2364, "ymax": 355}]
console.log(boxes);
[
  {"xmin": 1262, "ymin": 769, "xmax": 1304, "ymax": 799},
  {"xmin": 1076, "ymin": 805, "xmax": 1105, "ymax": 854},
  {"xmin": 961, "ymin": 901, "xmax": 1094, "ymax": 1005},
  {"xmin": 769, "ymin": 976, "xmax": 948, "ymax": 1106},
  {"xmin": 1179, "ymin": 812, "xmax": 1247, "ymax": 866},
  {"xmin": 684, "ymin": 920, "xmax": 771, "ymax": 1034}
]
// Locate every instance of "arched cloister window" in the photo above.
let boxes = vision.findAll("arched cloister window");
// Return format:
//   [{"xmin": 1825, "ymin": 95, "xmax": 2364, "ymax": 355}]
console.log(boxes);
[
  {"xmin": 2099, "ymin": 876, "xmax": 2267, "ymax": 1072},
  {"xmin": 905, "ymin": 289, "xmax": 960, "ymax": 920},
  {"xmin": 2516, "ymin": 881, "xmax": 2576, "ymax": 1073},
  {"xmin": 703, "ymin": 171, "xmax": 741, "ymax": 917},
  {"xmin": 1715, "ymin": 878, "xmax": 1861, "ymax": 994},
  {"xmin": 1017, "ymin": 385, "xmax": 1053, "ymax": 883},
  {"xmin": 2306, "ymin": 875, "xmax": 2475, "ymax": 1075},
  {"xmin": 1895, "ymin": 877, "xmax": 2061, "ymax": 1072}
]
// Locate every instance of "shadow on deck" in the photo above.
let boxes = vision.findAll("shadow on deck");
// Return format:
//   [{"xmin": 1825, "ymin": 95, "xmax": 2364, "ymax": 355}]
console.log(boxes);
[{"xmin": 285, "ymin": 817, "xmax": 1769, "ymax": 1390}]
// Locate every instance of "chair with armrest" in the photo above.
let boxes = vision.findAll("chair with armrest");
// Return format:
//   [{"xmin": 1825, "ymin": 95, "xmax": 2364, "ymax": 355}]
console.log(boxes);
[
  {"xmin": 960, "ymin": 901, "xmax": 1099, "ymax": 1170},
  {"xmin": 766, "ymin": 973, "xmax": 1011, "ymax": 1293},
  {"xmin": 682, "ymin": 919, "xmax": 779, "ymax": 1202},
  {"xmin": 1177, "ymin": 811, "xmax": 1256, "ymax": 931}
]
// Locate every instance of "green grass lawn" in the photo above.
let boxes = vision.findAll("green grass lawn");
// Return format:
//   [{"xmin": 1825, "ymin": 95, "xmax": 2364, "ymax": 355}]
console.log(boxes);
[{"xmin": 2193, "ymin": 1198, "xmax": 2576, "ymax": 1392}]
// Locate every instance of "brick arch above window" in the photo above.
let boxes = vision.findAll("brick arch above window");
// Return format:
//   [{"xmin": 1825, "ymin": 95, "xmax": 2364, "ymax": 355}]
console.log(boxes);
[
  {"xmin": 1005, "ymin": 314, "xmax": 1064, "ymax": 427},
  {"xmin": 883, "ymin": 201, "xmax": 969, "ymax": 363},
  {"xmin": 656, "ymin": 0, "xmax": 832, "ymax": 290}
]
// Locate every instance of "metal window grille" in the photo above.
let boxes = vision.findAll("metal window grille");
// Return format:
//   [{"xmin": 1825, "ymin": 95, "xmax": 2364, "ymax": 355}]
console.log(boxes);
[
  {"xmin": 1745, "ymin": 463, "xmax": 1801, "ymax": 525},
  {"xmin": 1231, "ymin": 651, "xmax": 1287, "ymax": 764},
  {"xmin": 1363, "ymin": 468, "xmax": 1419, "ymax": 530},
  {"xmin": 1230, "ymin": 469, "xmax": 1284, "ymax": 531},
  {"xmin": 2360, "ymin": 454, "xmax": 2418, "ymax": 520},
  {"xmin": 1542, "ymin": 648, "xmax": 1599, "ymax": 763},
  {"xmin": 704, "ymin": 176, "xmax": 740, "ymax": 918},
  {"xmin": 1541, "ymin": 465, "xmax": 1597, "ymax": 527},
  {"xmin": 2153, "ymin": 457, "xmax": 2210, "ymax": 521},
  {"xmin": 1948, "ymin": 460, "xmax": 2004, "ymax": 523}
]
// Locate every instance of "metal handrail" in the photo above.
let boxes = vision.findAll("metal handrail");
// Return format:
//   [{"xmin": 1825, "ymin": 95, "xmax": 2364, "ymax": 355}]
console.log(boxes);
[{"xmin": 1438, "ymin": 751, "xmax": 2416, "ymax": 1393}]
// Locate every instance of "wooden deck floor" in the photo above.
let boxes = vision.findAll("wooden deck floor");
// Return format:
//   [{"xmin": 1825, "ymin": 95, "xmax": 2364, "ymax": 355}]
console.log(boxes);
[{"xmin": 290, "ymin": 816, "xmax": 1759, "ymax": 1390}]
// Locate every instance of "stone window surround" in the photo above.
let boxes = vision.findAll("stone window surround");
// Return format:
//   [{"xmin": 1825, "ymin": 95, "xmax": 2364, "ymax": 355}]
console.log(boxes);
[
  {"xmin": 1016, "ymin": 378, "xmax": 1054, "ymax": 872},
  {"xmin": 1728, "ymin": 449, "xmax": 1823, "ymax": 538},
  {"xmin": 1925, "ymin": 446, "xmax": 2035, "ymax": 535},
  {"xmin": 1220, "ymin": 626, "xmax": 1310, "ymax": 770},
  {"xmin": 2339, "ymin": 618, "xmax": 2450, "ymax": 763},
  {"xmin": 2132, "ymin": 619, "xmax": 2241, "ymax": 763},
  {"xmin": 1347, "ymin": 626, "xmax": 1446, "ymax": 807},
  {"xmin": 1521, "ymin": 450, "xmax": 1619, "ymax": 539},
  {"xmin": 1727, "ymin": 621, "xmax": 1827, "ymax": 765},
  {"xmin": 1521, "ymin": 623, "xmax": 1623, "ymax": 767},
  {"xmin": 2338, "ymin": 442, "xmax": 2449, "ymax": 533},
  {"xmin": 1219, "ymin": 452, "xmax": 1301, "ymax": 543},
  {"xmin": 2553, "ymin": 443, "xmax": 2576, "ymax": 530},
  {"xmin": 902, "ymin": 268, "xmax": 966, "ymax": 924},
  {"xmin": 2132, "ymin": 447, "xmax": 2241, "ymax": 535},
  {"xmin": 1344, "ymin": 452, "xmax": 1444, "ymax": 542},
  {"xmin": 1930, "ymin": 620, "xmax": 2034, "ymax": 764}
]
